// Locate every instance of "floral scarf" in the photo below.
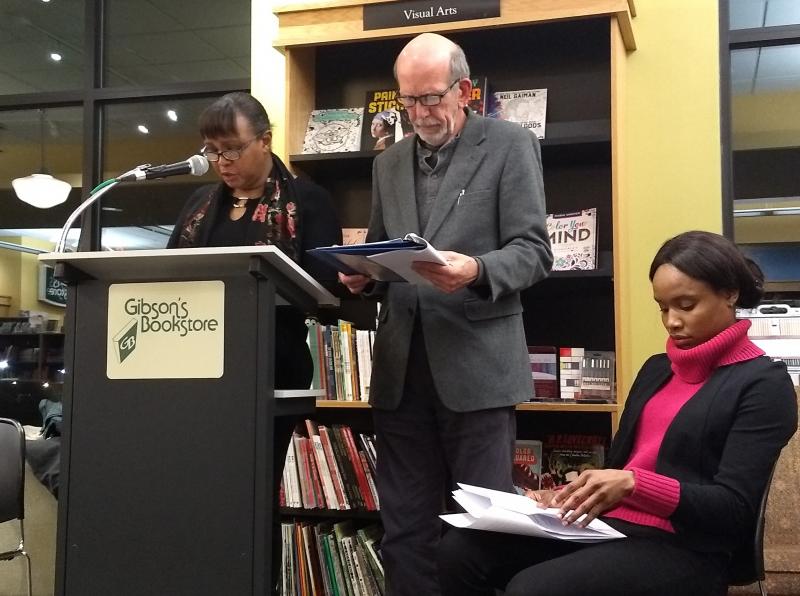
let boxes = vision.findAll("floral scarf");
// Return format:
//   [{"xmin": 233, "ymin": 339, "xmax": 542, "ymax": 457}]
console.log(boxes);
[{"xmin": 175, "ymin": 154, "xmax": 301, "ymax": 262}]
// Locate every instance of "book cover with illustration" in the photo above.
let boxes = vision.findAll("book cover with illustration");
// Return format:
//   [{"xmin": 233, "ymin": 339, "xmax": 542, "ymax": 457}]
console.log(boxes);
[
  {"xmin": 361, "ymin": 89, "xmax": 411, "ymax": 151},
  {"xmin": 512, "ymin": 439, "xmax": 543, "ymax": 494},
  {"xmin": 546, "ymin": 208, "xmax": 598, "ymax": 271},
  {"xmin": 467, "ymin": 75, "xmax": 489, "ymax": 116},
  {"xmin": 540, "ymin": 434, "xmax": 606, "ymax": 489},
  {"xmin": 489, "ymin": 88, "xmax": 547, "ymax": 139},
  {"xmin": 302, "ymin": 108, "xmax": 364, "ymax": 154}
]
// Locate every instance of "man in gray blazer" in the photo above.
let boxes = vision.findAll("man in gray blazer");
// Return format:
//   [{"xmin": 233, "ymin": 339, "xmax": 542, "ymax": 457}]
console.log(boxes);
[{"xmin": 340, "ymin": 32, "xmax": 552, "ymax": 596}]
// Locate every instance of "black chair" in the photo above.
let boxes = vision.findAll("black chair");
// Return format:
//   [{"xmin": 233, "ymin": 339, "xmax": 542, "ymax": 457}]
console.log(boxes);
[
  {"xmin": 721, "ymin": 462, "xmax": 778, "ymax": 596},
  {"xmin": 0, "ymin": 417, "xmax": 31, "ymax": 596}
]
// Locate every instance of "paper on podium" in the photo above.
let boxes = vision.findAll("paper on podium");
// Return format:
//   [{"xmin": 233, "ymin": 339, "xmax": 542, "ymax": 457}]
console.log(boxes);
[
  {"xmin": 307, "ymin": 233, "xmax": 447, "ymax": 285},
  {"xmin": 440, "ymin": 483, "xmax": 626, "ymax": 542}
]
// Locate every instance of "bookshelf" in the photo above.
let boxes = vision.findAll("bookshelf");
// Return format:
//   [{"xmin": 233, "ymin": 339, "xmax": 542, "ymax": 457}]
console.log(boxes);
[
  {"xmin": 0, "ymin": 328, "xmax": 65, "ymax": 383},
  {"xmin": 273, "ymin": 0, "xmax": 636, "ymax": 536}
]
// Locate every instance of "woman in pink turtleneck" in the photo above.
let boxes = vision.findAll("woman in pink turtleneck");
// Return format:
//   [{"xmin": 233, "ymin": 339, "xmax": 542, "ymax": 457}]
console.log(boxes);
[{"xmin": 438, "ymin": 231, "xmax": 798, "ymax": 596}]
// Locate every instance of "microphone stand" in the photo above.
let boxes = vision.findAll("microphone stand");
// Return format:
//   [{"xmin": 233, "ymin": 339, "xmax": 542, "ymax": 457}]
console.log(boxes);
[{"xmin": 54, "ymin": 165, "xmax": 146, "ymax": 253}]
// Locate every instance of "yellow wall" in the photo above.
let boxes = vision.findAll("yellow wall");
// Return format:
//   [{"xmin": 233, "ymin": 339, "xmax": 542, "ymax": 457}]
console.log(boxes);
[
  {"xmin": 258, "ymin": 1, "xmax": 724, "ymax": 396},
  {"xmin": 0, "ymin": 238, "xmax": 23, "ymax": 316},
  {"xmin": 616, "ymin": 0, "xmax": 722, "ymax": 396},
  {"xmin": 253, "ymin": 2, "xmax": 289, "ymax": 158}
]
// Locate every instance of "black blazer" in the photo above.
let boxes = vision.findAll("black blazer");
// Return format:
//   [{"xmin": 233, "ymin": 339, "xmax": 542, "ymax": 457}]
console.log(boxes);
[{"xmin": 608, "ymin": 354, "xmax": 797, "ymax": 553}]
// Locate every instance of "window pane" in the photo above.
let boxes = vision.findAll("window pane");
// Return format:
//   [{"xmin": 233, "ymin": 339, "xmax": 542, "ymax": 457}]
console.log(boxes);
[
  {"xmin": 731, "ymin": 43, "xmax": 800, "ymax": 244},
  {"xmin": 104, "ymin": 0, "xmax": 250, "ymax": 87},
  {"xmin": 730, "ymin": 0, "xmax": 800, "ymax": 30},
  {"xmin": 101, "ymin": 98, "xmax": 218, "ymax": 250},
  {"xmin": 0, "ymin": 107, "xmax": 82, "ymax": 330},
  {"xmin": 0, "ymin": 106, "xmax": 84, "ymax": 229},
  {"xmin": 0, "ymin": 1, "xmax": 85, "ymax": 94}
]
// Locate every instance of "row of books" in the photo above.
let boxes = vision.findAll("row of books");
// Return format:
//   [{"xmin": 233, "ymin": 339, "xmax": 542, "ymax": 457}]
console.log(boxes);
[
  {"xmin": 280, "ymin": 520, "xmax": 384, "ymax": 596},
  {"xmin": 307, "ymin": 320, "xmax": 374, "ymax": 402},
  {"xmin": 528, "ymin": 346, "xmax": 616, "ymax": 402},
  {"xmin": 512, "ymin": 434, "xmax": 607, "ymax": 493},
  {"xmin": 301, "ymin": 77, "xmax": 547, "ymax": 154},
  {"xmin": 281, "ymin": 420, "xmax": 379, "ymax": 512}
]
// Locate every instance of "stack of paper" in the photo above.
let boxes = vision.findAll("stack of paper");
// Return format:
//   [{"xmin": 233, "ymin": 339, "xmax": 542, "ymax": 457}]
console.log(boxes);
[{"xmin": 441, "ymin": 483, "xmax": 625, "ymax": 542}]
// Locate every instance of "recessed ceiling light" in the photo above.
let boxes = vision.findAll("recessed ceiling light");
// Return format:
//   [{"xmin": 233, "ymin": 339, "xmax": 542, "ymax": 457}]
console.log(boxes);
[
  {"xmin": 42, "ymin": 0, "xmax": 51, "ymax": 3},
  {"xmin": 166, "ymin": 109, "xmax": 178, "ymax": 122},
  {"xmin": 137, "ymin": 125, "xmax": 149, "ymax": 134},
  {"xmin": 49, "ymin": 52, "xmax": 62, "ymax": 62}
]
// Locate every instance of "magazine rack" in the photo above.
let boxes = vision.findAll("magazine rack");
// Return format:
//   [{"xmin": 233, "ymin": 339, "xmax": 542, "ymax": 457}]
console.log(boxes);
[{"xmin": 39, "ymin": 246, "xmax": 337, "ymax": 596}]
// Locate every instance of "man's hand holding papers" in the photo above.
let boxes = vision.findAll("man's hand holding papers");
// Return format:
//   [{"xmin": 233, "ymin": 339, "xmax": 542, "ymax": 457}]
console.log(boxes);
[
  {"xmin": 440, "ymin": 483, "xmax": 625, "ymax": 543},
  {"xmin": 309, "ymin": 233, "xmax": 447, "ymax": 286}
]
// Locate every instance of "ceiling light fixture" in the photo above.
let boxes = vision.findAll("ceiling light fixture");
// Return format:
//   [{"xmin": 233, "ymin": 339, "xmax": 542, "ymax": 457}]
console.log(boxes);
[
  {"xmin": 11, "ymin": 108, "xmax": 71, "ymax": 209},
  {"xmin": 49, "ymin": 52, "xmax": 62, "ymax": 62},
  {"xmin": 137, "ymin": 125, "xmax": 149, "ymax": 134},
  {"xmin": 166, "ymin": 109, "xmax": 178, "ymax": 122}
]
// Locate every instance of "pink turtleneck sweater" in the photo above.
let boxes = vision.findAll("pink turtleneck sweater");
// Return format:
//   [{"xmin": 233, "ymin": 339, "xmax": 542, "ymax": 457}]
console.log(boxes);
[{"xmin": 603, "ymin": 319, "xmax": 764, "ymax": 532}]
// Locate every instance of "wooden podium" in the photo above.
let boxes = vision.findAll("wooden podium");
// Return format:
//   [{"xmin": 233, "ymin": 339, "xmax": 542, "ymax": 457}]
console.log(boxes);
[{"xmin": 39, "ymin": 246, "xmax": 338, "ymax": 596}]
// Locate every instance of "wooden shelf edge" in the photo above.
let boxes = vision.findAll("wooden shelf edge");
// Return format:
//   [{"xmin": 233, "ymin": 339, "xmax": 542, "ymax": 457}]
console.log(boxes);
[
  {"xmin": 274, "ymin": 1, "xmax": 636, "ymax": 50},
  {"xmin": 315, "ymin": 400, "xmax": 617, "ymax": 413}
]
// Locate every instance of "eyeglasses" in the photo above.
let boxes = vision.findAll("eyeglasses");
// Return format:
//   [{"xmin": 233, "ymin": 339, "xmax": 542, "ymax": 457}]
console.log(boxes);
[
  {"xmin": 397, "ymin": 79, "xmax": 460, "ymax": 108},
  {"xmin": 201, "ymin": 135, "xmax": 261, "ymax": 162}
]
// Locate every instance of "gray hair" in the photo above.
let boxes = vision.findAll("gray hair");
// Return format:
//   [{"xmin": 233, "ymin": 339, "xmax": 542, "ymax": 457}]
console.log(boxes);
[
  {"xmin": 449, "ymin": 42, "xmax": 470, "ymax": 80},
  {"xmin": 393, "ymin": 41, "xmax": 471, "ymax": 82}
]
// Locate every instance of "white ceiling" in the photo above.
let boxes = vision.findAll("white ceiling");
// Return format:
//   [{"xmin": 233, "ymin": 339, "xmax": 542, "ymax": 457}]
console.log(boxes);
[{"xmin": 730, "ymin": 0, "xmax": 800, "ymax": 95}]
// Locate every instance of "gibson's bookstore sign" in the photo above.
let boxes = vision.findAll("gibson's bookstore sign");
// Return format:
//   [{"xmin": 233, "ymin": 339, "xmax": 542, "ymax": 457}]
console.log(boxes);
[
  {"xmin": 106, "ymin": 280, "xmax": 225, "ymax": 379},
  {"xmin": 364, "ymin": 0, "xmax": 500, "ymax": 30}
]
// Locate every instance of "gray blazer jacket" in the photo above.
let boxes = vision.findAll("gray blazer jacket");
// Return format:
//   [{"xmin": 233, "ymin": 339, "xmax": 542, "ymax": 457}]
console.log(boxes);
[{"xmin": 367, "ymin": 110, "xmax": 553, "ymax": 412}]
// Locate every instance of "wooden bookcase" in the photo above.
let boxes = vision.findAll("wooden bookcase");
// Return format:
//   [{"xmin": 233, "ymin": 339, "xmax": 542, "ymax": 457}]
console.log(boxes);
[{"xmin": 273, "ymin": 0, "xmax": 636, "ymax": 512}]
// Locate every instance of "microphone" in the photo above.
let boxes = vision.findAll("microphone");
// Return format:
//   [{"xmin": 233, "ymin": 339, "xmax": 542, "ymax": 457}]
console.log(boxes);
[{"xmin": 117, "ymin": 154, "xmax": 209, "ymax": 182}]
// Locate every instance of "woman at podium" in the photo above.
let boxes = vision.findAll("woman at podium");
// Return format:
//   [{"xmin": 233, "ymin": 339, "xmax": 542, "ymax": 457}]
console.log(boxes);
[{"xmin": 167, "ymin": 92, "xmax": 342, "ymax": 389}]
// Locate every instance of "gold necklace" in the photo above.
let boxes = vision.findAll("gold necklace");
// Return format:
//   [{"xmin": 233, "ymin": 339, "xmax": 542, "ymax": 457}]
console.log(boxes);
[{"xmin": 232, "ymin": 179, "xmax": 271, "ymax": 208}]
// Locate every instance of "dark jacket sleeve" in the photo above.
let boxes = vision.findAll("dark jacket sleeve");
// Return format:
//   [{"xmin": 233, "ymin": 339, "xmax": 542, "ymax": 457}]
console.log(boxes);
[{"xmin": 671, "ymin": 361, "xmax": 797, "ymax": 543}]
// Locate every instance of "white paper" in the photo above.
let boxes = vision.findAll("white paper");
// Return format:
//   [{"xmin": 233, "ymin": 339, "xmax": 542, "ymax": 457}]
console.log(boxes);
[
  {"xmin": 366, "ymin": 233, "xmax": 447, "ymax": 286},
  {"xmin": 441, "ymin": 483, "xmax": 626, "ymax": 542}
]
